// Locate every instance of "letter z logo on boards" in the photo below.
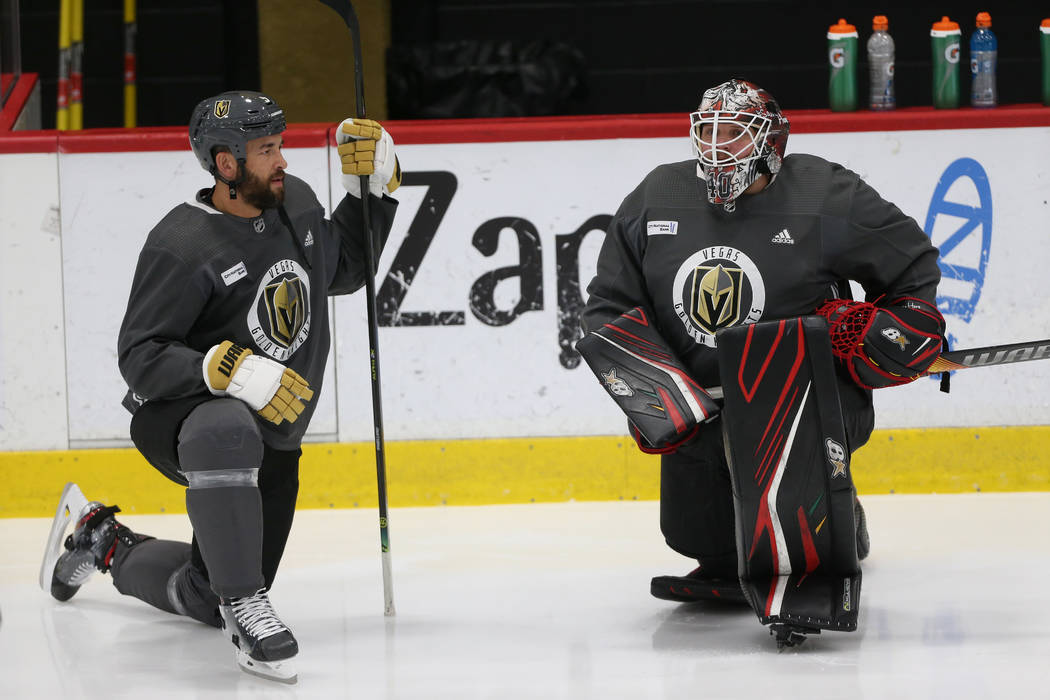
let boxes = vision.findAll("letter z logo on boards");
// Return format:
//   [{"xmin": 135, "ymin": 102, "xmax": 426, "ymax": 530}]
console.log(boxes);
[{"xmin": 647, "ymin": 221, "xmax": 678, "ymax": 236}]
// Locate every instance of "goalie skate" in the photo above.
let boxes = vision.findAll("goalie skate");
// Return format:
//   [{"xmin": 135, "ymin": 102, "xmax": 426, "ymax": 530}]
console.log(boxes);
[
  {"xmin": 771, "ymin": 622, "xmax": 821, "ymax": 651},
  {"xmin": 220, "ymin": 590, "xmax": 299, "ymax": 684},
  {"xmin": 39, "ymin": 483, "xmax": 90, "ymax": 596},
  {"xmin": 650, "ymin": 566, "xmax": 747, "ymax": 604}
]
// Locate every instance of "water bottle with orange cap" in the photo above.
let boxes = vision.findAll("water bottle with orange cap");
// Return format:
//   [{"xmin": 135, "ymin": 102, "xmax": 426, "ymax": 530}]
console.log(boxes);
[
  {"xmin": 828, "ymin": 18, "xmax": 858, "ymax": 112},
  {"xmin": 931, "ymin": 16, "xmax": 961, "ymax": 109},
  {"xmin": 970, "ymin": 12, "xmax": 997, "ymax": 108},
  {"xmin": 1040, "ymin": 18, "xmax": 1050, "ymax": 105}
]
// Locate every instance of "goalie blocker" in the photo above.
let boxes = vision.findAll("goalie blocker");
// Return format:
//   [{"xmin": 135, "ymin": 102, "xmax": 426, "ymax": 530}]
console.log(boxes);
[
  {"xmin": 576, "ymin": 307, "xmax": 720, "ymax": 452},
  {"xmin": 716, "ymin": 316, "xmax": 862, "ymax": 647}
]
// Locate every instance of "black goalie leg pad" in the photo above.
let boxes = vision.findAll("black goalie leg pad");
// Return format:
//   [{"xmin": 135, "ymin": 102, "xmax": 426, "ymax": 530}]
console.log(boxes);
[{"xmin": 716, "ymin": 316, "xmax": 861, "ymax": 641}]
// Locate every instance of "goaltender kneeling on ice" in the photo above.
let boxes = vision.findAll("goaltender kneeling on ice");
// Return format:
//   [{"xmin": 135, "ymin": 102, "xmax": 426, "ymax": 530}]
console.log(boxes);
[
  {"xmin": 577, "ymin": 78, "xmax": 946, "ymax": 649},
  {"xmin": 39, "ymin": 89, "xmax": 401, "ymax": 683}
]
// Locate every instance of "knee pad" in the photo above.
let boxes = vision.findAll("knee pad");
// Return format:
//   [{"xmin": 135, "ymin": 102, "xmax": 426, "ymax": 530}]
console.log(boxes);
[{"xmin": 178, "ymin": 399, "xmax": 264, "ymax": 486}]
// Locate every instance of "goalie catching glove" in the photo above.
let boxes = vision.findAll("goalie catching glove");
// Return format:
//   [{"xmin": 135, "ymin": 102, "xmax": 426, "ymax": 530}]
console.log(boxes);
[
  {"xmin": 336, "ymin": 118, "xmax": 401, "ymax": 199},
  {"xmin": 815, "ymin": 296, "xmax": 947, "ymax": 389},
  {"xmin": 576, "ymin": 307, "xmax": 720, "ymax": 453},
  {"xmin": 204, "ymin": 341, "xmax": 315, "ymax": 426}
]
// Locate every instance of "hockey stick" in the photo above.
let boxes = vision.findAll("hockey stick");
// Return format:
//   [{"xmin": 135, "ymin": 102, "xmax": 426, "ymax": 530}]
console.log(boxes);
[
  {"xmin": 317, "ymin": 0, "xmax": 395, "ymax": 617},
  {"xmin": 703, "ymin": 336, "xmax": 1050, "ymax": 400},
  {"xmin": 924, "ymin": 337, "xmax": 1050, "ymax": 373}
]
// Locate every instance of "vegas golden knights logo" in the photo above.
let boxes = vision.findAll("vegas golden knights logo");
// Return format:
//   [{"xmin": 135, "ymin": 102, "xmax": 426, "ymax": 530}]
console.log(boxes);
[
  {"xmin": 214, "ymin": 99, "xmax": 231, "ymax": 118},
  {"xmin": 264, "ymin": 277, "xmax": 307, "ymax": 348},
  {"xmin": 690, "ymin": 264, "xmax": 743, "ymax": 334}
]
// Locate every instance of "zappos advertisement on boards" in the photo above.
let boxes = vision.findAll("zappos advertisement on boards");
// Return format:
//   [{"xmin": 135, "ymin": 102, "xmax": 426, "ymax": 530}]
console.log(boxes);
[
  {"xmin": 5, "ymin": 123, "xmax": 1050, "ymax": 451},
  {"xmin": 331, "ymin": 126, "xmax": 1050, "ymax": 442}
]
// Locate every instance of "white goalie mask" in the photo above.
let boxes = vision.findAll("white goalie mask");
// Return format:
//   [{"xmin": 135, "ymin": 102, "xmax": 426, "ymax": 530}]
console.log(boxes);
[{"xmin": 689, "ymin": 79, "xmax": 789, "ymax": 212}]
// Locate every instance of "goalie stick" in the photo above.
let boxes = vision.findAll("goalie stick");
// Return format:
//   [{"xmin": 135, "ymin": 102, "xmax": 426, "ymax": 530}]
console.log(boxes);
[
  {"xmin": 317, "ymin": 0, "xmax": 395, "ymax": 617},
  {"xmin": 703, "ymin": 336, "xmax": 1050, "ymax": 400},
  {"xmin": 924, "ymin": 337, "xmax": 1050, "ymax": 374}
]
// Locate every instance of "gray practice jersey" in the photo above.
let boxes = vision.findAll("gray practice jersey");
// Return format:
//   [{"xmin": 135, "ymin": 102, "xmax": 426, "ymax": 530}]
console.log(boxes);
[
  {"xmin": 583, "ymin": 153, "xmax": 942, "ymax": 389},
  {"xmin": 118, "ymin": 173, "xmax": 397, "ymax": 449}
]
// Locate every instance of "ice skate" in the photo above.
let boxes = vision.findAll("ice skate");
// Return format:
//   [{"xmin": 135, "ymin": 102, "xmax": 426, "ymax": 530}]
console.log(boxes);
[
  {"xmin": 650, "ymin": 566, "xmax": 747, "ymax": 604},
  {"xmin": 40, "ymin": 483, "xmax": 124, "ymax": 601},
  {"xmin": 220, "ymin": 589, "xmax": 299, "ymax": 684},
  {"xmin": 771, "ymin": 622, "xmax": 821, "ymax": 650}
]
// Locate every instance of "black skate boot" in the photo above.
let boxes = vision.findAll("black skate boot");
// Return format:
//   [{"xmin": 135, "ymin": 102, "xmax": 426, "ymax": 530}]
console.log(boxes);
[
  {"xmin": 220, "ymin": 589, "xmax": 299, "ymax": 684},
  {"xmin": 651, "ymin": 566, "xmax": 748, "ymax": 604},
  {"xmin": 40, "ymin": 483, "xmax": 136, "ymax": 602}
]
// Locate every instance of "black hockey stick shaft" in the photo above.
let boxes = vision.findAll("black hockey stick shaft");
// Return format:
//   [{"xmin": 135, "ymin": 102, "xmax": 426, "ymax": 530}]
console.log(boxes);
[
  {"xmin": 317, "ymin": 0, "xmax": 394, "ymax": 616},
  {"xmin": 924, "ymin": 337, "xmax": 1050, "ymax": 374}
]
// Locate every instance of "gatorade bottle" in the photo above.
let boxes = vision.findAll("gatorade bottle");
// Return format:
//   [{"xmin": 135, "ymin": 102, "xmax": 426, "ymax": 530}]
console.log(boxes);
[
  {"xmin": 868, "ymin": 15, "xmax": 895, "ymax": 110},
  {"xmin": 970, "ymin": 12, "xmax": 998, "ymax": 108},
  {"xmin": 828, "ymin": 18, "xmax": 858, "ymax": 112},
  {"xmin": 931, "ymin": 16, "xmax": 961, "ymax": 109},
  {"xmin": 1041, "ymin": 19, "xmax": 1050, "ymax": 106}
]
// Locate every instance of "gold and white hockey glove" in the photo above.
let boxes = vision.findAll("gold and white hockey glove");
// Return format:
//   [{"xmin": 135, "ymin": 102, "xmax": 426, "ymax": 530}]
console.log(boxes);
[
  {"xmin": 203, "ymin": 340, "xmax": 315, "ymax": 426},
  {"xmin": 336, "ymin": 118, "xmax": 402, "ymax": 199}
]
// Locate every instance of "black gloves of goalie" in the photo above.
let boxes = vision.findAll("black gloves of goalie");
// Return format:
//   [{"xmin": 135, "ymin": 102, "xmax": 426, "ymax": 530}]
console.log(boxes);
[{"xmin": 816, "ymin": 296, "xmax": 946, "ymax": 389}]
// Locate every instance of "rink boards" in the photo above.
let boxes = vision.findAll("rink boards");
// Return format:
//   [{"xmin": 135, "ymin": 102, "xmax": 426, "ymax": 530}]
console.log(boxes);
[{"xmin": 1, "ymin": 110, "xmax": 1049, "ymax": 514}]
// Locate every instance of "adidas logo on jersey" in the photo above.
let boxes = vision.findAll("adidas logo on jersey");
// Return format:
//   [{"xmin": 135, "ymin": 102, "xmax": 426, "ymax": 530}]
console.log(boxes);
[
  {"xmin": 304, "ymin": 229, "xmax": 314, "ymax": 247},
  {"xmin": 771, "ymin": 228, "xmax": 794, "ymax": 245}
]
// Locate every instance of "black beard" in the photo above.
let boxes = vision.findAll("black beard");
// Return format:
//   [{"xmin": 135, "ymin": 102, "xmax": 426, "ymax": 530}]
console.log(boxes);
[{"xmin": 237, "ymin": 165, "xmax": 284, "ymax": 210}]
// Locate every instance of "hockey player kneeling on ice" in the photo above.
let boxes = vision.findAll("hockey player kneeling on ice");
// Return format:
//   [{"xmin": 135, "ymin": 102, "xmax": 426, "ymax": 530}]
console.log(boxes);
[
  {"xmin": 39, "ymin": 91, "xmax": 400, "ymax": 683},
  {"xmin": 579, "ymin": 78, "xmax": 944, "ymax": 647}
]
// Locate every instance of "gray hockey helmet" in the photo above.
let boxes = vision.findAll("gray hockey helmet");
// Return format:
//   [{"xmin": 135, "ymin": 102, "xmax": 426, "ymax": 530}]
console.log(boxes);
[{"xmin": 188, "ymin": 91, "xmax": 286, "ymax": 175}]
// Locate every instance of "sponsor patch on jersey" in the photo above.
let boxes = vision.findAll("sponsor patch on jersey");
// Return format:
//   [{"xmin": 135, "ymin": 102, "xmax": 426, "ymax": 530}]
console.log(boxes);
[
  {"xmin": 647, "ymin": 220, "xmax": 678, "ymax": 236},
  {"xmin": 221, "ymin": 261, "xmax": 248, "ymax": 286},
  {"xmin": 672, "ymin": 246, "xmax": 766, "ymax": 348},
  {"xmin": 304, "ymin": 229, "xmax": 314, "ymax": 247},
  {"xmin": 247, "ymin": 259, "xmax": 312, "ymax": 361},
  {"xmin": 771, "ymin": 228, "xmax": 794, "ymax": 244}
]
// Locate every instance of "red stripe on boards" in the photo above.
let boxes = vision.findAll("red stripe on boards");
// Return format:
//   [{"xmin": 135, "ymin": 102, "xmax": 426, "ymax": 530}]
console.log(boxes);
[{"xmin": 3, "ymin": 105, "xmax": 1049, "ymax": 153}]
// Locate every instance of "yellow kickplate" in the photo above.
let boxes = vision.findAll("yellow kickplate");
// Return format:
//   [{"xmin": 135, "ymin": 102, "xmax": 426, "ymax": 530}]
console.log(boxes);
[{"xmin": 2, "ymin": 427, "xmax": 1047, "ymax": 517}]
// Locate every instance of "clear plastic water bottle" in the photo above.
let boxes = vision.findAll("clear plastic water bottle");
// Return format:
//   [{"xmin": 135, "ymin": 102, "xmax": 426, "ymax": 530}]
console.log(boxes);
[
  {"xmin": 970, "ymin": 12, "xmax": 998, "ymax": 108},
  {"xmin": 867, "ymin": 15, "xmax": 895, "ymax": 110}
]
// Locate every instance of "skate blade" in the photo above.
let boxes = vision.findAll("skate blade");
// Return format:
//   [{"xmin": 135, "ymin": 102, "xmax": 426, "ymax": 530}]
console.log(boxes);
[
  {"xmin": 235, "ymin": 649, "xmax": 298, "ymax": 684},
  {"xmin": 39, "ymin": 483, "xmax": 89, "ymax": 593}
]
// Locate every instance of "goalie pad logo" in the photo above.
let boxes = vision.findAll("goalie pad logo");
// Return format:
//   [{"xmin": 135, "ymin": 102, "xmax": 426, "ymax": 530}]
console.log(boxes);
[
  {"xmin": 247, "ymin": 258, "xmax": 312, "ymax": 361},
  {"xmin": 825, "ymin": 437, "xmax": 847, "ymax": 478},
  {"xmin": 672, "ymin": 246, "xmax": 765, "ymax": 347},
  {"xmin": 600, "ymin": 368, "xmax": 634, "ymax": 397},
  {"xmin": 881, "ymin": 326, "xmax": 908, "ymax": 349}
]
